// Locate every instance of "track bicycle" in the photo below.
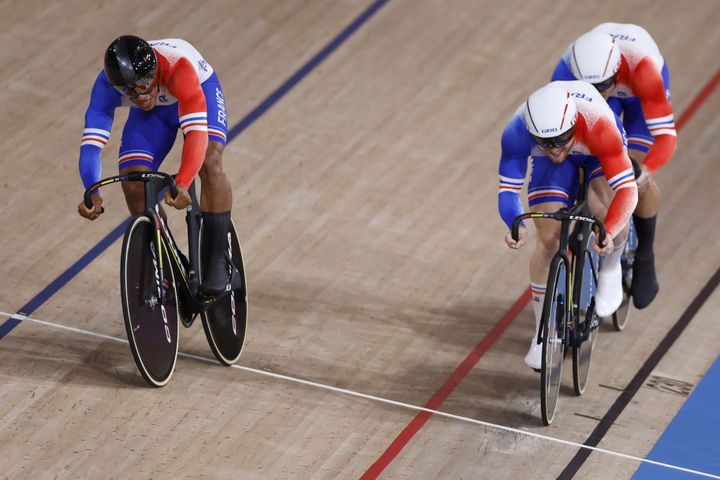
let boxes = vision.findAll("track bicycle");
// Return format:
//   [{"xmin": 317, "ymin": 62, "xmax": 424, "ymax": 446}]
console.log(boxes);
[
  {"xmin": 83, "ymin": 171, "xmax": 248, "ymax": 387},
  {"xmin": 512, "ymin": 202, "xmax": 606, "ymax": 425}
]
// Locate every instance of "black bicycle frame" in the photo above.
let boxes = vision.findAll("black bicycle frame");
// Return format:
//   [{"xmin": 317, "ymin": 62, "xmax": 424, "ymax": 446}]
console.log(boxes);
[
  {"xmin": 84, "ymin": 171, "xmax": 206, "ymax": 312},
  {"xmin": 512, "ymin": 204, "xmax": 606, "ymax": 346}
]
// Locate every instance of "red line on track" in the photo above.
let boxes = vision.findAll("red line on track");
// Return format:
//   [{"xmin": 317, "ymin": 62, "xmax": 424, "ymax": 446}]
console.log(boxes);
[
  {"xmin": 360, "ymin": 288, "xmax": 531, "ymax": 479},
  {"xmin": 676, "ymin": 69, "xmax": 720, "ymax": 131},
  {"xmin": 360, "ymin": 68, "xmax": 720, "ymax": 480}
]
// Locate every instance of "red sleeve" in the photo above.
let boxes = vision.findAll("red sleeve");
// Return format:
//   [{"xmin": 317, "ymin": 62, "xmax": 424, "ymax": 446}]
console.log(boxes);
[
  {"xmin": 167, "ymin": 57, "xmax": 208, "ymax": 188},
  {"xmin": 631, "ymin": 58, "xmax": 677, "ymax": 173},
  {"xmin": 586, "ymin": 117, "xmax": 638, "ymax": 238}
]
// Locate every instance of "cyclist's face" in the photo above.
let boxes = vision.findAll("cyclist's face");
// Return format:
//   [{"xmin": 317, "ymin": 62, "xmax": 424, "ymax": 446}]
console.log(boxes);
[
  {"xmin": 598, "ymin": 85, "xmax": 615, "ymax": 101},
  {"xmin": 116, "ymin": 74, "xmax": 159, "ymax": 111},
  {"xmin": 539, "ymin": 137, "xmax": 575, "ymax": 164},
  {"xmin": 127, "ymin": 83, "xmax": 158, "ymax": 111},
  {"xmin": 593, "ymin": 74, "xmax": 617, "ymax": 100},
  {"xmin": 533, "ymin": 126, "xmax": 576, "ymax": 164}
]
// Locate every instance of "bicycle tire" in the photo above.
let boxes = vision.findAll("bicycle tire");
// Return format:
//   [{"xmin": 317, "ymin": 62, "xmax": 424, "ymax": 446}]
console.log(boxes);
[
  {"xmin": 541, "ymin": 255, "xmax": 568, "ymax": 426},
  {"xmin": 612, "ymin": 274, "xmax": 632, "ymax": 331},
  {"xmin": 572, "ymin": 229, "xmax": 599, "ymax": 395},
  {"xmin": 199, "ymin": 219, "xmax": 248, "ymax": 365},
  {"xmin": 612, "ymin": 223, "xmax": 637, "ymax": 331},
  {"xmin": 120, "ymin": 216, "xmax": 180, "ymax": 387}
]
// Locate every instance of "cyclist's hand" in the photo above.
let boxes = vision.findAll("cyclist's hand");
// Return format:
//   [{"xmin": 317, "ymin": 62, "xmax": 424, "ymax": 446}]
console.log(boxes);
[
  {"xmin": 78, "ymin": 192, "xmax": 104, "ymax": 221},
  {"xmin": 594, "ymin": 232, "xmax": 614, "ymax": 256},
  {"xmin": 164, "ymin": 184, "xmax": 191, "ymax": 210},
  {"xmin": 505, "ymin": 225, "xmax": 527, "ymax": 249}
]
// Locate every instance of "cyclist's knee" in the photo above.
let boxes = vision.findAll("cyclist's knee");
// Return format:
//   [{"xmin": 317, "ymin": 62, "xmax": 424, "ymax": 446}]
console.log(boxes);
[
  {"xmin": 615, "ymin": 223, "xmax": 629, "ymax": 244},
  {"xmin": 534, "ymin": 224, "xmax": 560, "ymax": 256},
  {"xmin": 588, "ymin": 182, "xmax": 611, "ymax": 221},
  {"xmin": 121, "ymin": 181, "xmax": 146, "ymax": 216}
]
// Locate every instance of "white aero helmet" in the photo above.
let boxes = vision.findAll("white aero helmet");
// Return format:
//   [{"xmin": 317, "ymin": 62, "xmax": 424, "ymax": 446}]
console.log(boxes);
[
  {"xmin": 524, "ymin": 84, "xmax": 578, "ymax": 146},
  {"xmin": 570, "ymin": 31, "xmax": 621, "ymax": 85}
]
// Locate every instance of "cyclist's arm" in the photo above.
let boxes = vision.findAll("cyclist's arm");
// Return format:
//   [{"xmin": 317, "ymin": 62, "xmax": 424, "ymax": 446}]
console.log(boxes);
[
  {"xmin": 167, "ymin": 57, "xmax": 208, "ymax": 189},
  {"xmin": 498, "ymin": 118, "xmax": 532, "ymax": 230},
  {"xmin": 589, "ymin": 119, "xmax": 638, "ymax": 237},
  {"xmin": 79, "ymin": 71, "xmax": 122, "ymax": 189},
  {"xmin": 632, "ymin": 58, "xmax": 676, "ymax": 173}
]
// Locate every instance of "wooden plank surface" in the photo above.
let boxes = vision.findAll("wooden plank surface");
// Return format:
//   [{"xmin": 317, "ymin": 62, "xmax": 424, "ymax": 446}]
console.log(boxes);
[{"xmin": 1, "ymin": 0, "xmax": 719, "ymax": 478}]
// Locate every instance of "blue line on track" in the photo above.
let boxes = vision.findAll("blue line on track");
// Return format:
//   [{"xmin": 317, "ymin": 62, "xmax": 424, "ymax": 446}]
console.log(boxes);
[
  {"xmin": 227, "ymin": 0, "xmax": 389, "ymax": 141},
  {"xmin": 0, "ymin": 0, "xmax": 390, "ymax": 338}
]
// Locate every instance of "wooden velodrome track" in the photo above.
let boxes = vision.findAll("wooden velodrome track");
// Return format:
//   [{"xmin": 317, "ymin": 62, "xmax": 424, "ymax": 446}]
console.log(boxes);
[{"xmin": 1, "ymin": 0, "xmax": 719, "ymax": 478}]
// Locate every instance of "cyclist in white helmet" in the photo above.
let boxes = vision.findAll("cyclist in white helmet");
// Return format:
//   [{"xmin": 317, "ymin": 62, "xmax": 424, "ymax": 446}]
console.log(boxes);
[
  {"xmin": 499, "ymin": 81, "xmax": 638, "ymax": 369},
  {"xmin": 552, "ymin": 23, "xmax": 676, "ymax": 310}
]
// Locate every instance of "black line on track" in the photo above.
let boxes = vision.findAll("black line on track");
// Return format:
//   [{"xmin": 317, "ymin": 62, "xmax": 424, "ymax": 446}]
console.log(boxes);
[{"xmin": 558, "ymin": 264, "xmax": 720, "ymax": 479}]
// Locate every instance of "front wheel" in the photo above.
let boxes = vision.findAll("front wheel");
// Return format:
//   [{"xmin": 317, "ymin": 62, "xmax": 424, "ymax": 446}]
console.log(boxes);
[
  {"xmin": 120, "ymin": 216, "xmax": 180, "ymax": 387},
  {"xmin": 199, "ymin": 219, "xmax": 248, "ymax": 365},
  {"xmin": 572, "ymin": 229, "xmax": 600, "ymax": 396},
  {"xmin": 541, "ymin": 255, "xmax": 568, "ymax": 426}
]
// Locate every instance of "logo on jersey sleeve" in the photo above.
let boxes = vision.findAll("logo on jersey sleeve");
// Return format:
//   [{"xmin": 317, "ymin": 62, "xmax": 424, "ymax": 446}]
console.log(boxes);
[{"xmin": 215, "ymin": 87, "xmax": 227, "ymax": 126}]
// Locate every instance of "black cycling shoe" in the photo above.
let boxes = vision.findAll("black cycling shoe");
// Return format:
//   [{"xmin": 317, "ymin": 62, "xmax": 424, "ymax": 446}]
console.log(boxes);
[
  {"xmin": 631, "ymin": 254, "xmax": 659, "ymax": 309},
  {"xmin": 201, "ymin": 256, "xmax": 243, "ymax": 297}
]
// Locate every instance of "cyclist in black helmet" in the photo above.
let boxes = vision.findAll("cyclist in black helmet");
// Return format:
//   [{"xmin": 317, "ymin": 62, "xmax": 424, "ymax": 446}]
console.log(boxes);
[{"xmin": 77, "ymin": 35, "xmax": 234, "ymax": 296}]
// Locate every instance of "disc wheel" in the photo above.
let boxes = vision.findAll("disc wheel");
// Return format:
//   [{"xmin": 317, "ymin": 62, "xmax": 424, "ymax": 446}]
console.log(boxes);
[
  {"xmin": 120, "ymin": 217, "xmax": 180, "ymax": 387},
  {"xmin": 199, "ymin": 219, "xmax": 248, "ymax": 365}
]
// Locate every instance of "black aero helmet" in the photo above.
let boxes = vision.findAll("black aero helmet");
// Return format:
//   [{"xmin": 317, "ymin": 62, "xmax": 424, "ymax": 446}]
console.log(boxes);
[{"xmin": 104, "ymin": 35, "xmax": 156, "ymax": 87}]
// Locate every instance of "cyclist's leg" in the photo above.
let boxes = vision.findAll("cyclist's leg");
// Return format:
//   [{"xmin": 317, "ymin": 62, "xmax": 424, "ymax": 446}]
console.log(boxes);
[
  {"xmin": 524, "ymin": 155, "xmax": 578, "ymax": 369},
  {"xmin": 200, "ymin": 72, "xmax": 231, "ymax": 210},
  {"xmin": 621, "ymin": 94, "xmax": 661, "ymax": 308},
  {"xmin": 118, "ymin": 106, "xmax": 178, "ymax": 216},
  {"xmin": 197, "ymin": 73, "xmax": 235, "ymax": 295},
  {"xmin": 587, "ymin": 160, "xmax": 629, "ymax": 317}
]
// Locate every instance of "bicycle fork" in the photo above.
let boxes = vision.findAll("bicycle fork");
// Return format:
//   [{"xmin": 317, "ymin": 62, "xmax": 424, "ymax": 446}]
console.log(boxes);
[
  {"xmin": 148, "ymin": 216, "xmax": 172, "ymax": 344},
  {"xmin": 140, "ymin": 182, "xmax": 173, "ymax": 344}
]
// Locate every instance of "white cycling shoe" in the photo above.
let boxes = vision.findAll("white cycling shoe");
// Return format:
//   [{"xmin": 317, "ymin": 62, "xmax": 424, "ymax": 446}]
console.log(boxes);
[
  {"xmin": 524, "ymin": 337, "xmax": 542, "ymax": 370},
  {"xmin": 595, "ymin": 263, "xmax": 623, "ymax": 317}
]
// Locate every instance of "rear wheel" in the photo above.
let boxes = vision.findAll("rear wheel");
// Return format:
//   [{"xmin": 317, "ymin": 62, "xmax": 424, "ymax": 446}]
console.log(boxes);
[
  {"xmin": 200, "ymin": 219, "xmax": 248, "ymax": 365},
  {"xmin": 572, "ymin": 229, "xmax": 600, "ymax": 395},
  {"xmin": 541, "ymin": 255, "xmax": 568, "ymax": 426},
  {"xmin": 120, "ymin": 216, "xmax": 179, "ymax": 387}
]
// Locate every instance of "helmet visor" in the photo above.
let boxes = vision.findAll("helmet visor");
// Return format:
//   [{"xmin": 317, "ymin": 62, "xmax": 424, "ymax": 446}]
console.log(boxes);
[
  {"xmin": 531, "ymin": 125, "xmax": 576, "ymax": 149},
  {"xmin": 592, "ymin": 72, "xmax": 618, "ymax": 92},
  {"xmin": 113, "ymin": 71, "xmax": 157, "ymax": 97}
]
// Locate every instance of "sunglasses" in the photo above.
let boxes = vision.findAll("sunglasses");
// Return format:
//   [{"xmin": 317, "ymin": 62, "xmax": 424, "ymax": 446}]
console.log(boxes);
[
  {"xmin": 114, "ymin": 72, "xmax": 157, "ymax": 97},
  {"xmin": 592, "ymin": 73, "xmax": 617, "ymax": 93},
  {"xmin": 531, "ymin": 125, "xmax": 576, "ymax": 149}
]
